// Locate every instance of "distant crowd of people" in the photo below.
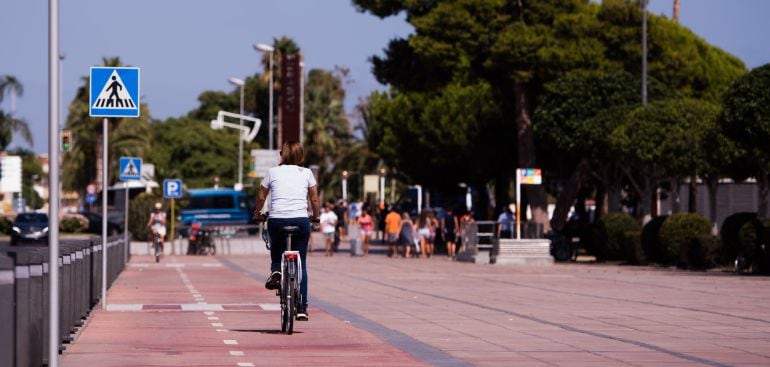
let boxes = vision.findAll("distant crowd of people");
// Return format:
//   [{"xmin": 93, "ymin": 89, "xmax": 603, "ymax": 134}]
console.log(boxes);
[{"xmin": 312, "ymin": 199, "xmax": 509, "ymax": 259}]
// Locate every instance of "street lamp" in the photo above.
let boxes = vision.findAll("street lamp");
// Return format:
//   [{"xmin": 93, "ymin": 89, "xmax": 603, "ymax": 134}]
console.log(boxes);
[
  {"xmin": 228, "ymin": 77, "xmax": 245, "ymax": 188},
  {"xmin": 254, "ymin": 43, "xmax": 275, "ymax": 150},
  {"xmin": 342, "ymin": 170, "xmax": 348, "ymax": 202},
  {"xmin": 379, "ymin": 168, "xmax": 386, "ymax": 207},
  {"xmin": 30, "ymin": 174, "xmax": 40, "ymax": 211}
]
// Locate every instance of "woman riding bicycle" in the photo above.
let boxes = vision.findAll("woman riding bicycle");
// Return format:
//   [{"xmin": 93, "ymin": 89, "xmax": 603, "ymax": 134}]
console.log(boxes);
[{"xmin": 254, "ymin": 141, "xmax": 320, "ymax": 321}]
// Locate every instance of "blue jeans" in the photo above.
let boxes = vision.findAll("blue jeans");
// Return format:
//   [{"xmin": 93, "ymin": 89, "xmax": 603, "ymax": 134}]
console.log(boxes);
[{"xmin": 268, "ymin": 217, "xmax": 310, "ymax": 307}]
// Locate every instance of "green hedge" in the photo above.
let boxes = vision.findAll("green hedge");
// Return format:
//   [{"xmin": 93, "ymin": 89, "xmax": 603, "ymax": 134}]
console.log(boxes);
[
  {"xmin": 0, "ymin": 216, "xmax": 13, "ymax": 234},
  {"xmin": 583, "ymin": 212, "xmax": 640, "ymax": 261},
  {"xmin": 641, "ymin": 215, "xmax": 668, "ymax": 264},
  {"xmin": 659, "ymin": 213, "xmax": 715, "ymax": 269},
  {"xmin": 735, "ymin": 218, "xmax": 770, "ymax": 274},
  {"xmin": 60, "ymin": 216, "xmax": 86, "ymax": 233},
  {"xmin": 720, "ymin": 212, "xmax": 757, "ymax": 264},
  {"xmin": 129, "ymin": 193, "xmax": 163, "ymax": 241}
]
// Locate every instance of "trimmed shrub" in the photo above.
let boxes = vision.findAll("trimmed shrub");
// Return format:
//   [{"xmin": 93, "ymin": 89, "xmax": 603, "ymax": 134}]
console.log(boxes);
[
  {"xmin": 641, "ymin": 215, "xmax": 669, "ymax": 264},
  {"xmin": 735, "ymin": 218, "xmax": 770, "ymax": 274},
  {"xmin": 720, "ymin": 212, "xmax": 757, "ymax": 264},
  {"xmin": 60, "ymin": 215, "xmax": 87, "ymax": 233},
  {"xmin": 622, "ymin": 231, "xmax": 644, "ymax": 264},
  {"xmin": 0, "ymin": 216, "xmax": 13, "ymax": 234},
  {"xmin": 659, "ymin": 213, "xmax": 714, "ymax": 268},
  {"xmin": 129, "ymin": 192, "xmax": 162, "ymax": 241},
  {"xmin": 583, "ymin": 212, "xmax": 640, "ymax": 261}
]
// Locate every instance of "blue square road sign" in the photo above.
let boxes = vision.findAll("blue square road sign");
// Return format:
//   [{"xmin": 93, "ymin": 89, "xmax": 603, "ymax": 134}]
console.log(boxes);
[
  {"xmin": 119, "ymin": 157, "xmax": 142, "ymax": 181},
  {"xmin": 164, "ymin": 179, "xmax": 183, "ymax": 199},
  {"xmin": 90, "ymin": 67, "xmax": 140, "ymax": 117}
]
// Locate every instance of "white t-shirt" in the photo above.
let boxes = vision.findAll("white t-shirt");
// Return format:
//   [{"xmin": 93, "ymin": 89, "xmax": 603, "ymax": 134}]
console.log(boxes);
[
  {"xmin": 261, "ymin": 165, "xmax": 317, "ymax": 219},
  {"xmin": 320, "ymin": 210, "xmax": 338, "ymax": 234}
]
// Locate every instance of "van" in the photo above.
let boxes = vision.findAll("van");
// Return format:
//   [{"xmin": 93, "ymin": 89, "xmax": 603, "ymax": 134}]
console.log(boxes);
[{"xmin": 179, "ymin": 189, "xmax": 254, "ymax": 226}]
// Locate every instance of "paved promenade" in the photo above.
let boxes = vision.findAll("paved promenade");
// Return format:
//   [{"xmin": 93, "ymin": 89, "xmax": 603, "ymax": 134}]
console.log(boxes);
[{"xmin": 60, "ymin": 234, "xmax": 770, "ymax": 366}]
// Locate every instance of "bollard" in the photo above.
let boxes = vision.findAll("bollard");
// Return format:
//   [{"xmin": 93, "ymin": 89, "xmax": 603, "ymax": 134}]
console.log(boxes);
[
  {"xmin": 90, "ymin": 242, "xmax": 99, "ymax": 307},
  {"xmin": 73, "ymin": 247, "xmax": 84, "ymax": 327},
  {"xmin": 81, "ymin": 243, "xmax": 92, "ymax": 320},
  {"xmin": 0, "ymin": 253, "xmax": 15, "ymax": 367},
  {"xmin": 12, "ymin": 251, "xmax": 31, "ymax": 367},
  {"xmin": 27, "ymin": 252, "xmax": 44, "ymax": 367},
  {"xmin": 40, "ymin": 250, "xmax": 51, "ymax": 366},
  {"xmin": 60, "ymin": 250, "xmax": 72, "ymax": 344}
]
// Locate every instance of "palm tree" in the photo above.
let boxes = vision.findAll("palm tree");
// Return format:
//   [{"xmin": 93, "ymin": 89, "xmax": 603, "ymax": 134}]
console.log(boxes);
[
  {"xmin": 0, "ymin": 74, "xmax": 24, "ymax": 115},
  {"xmin": 673, "ymin": 0, "xmax": 680, "ymax": 22},
  {"xmin": 0, "ymin": 75, "xmax": 32, "ymax": 150}
]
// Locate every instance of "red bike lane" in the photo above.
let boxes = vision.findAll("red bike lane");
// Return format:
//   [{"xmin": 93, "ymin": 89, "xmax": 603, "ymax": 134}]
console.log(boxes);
[{"xmin": 59, "ymin": 255, "xmax": 426, "ymax": 367}]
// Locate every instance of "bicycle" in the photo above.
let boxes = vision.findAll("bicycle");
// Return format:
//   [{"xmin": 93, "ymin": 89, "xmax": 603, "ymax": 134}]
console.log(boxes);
[
  {"xmin": 260, "ymin": 213, "xmax": 305, "ymax": 335},
  {"xmin": 150, "ymin": 225, "xmax": 164, "ymax": 263}
]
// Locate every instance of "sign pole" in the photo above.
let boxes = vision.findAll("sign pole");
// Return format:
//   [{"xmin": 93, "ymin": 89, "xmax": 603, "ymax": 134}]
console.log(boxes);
[
  {"xmin": 124, "ymin": 181, "xmax": 129, "ymax": 264},
  {"xmin": 48, "ymin": 0, "xmax": 61, "ymax": 363},
  {"xmin": 515, "ymin": 169, "xmax": 521, "ymax": 240},
  {"xmin": 170, "ymin": 198, "xmax": 175, "ymax": 255},
  {"xmin": 101, "ymin": 117, "xmax": 108, "ymax": 310}
]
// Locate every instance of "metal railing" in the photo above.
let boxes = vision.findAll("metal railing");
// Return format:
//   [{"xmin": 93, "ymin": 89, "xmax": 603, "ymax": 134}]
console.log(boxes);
[{"xmin": 1, "ymin": 235, "xmax": 129, "ymax": 366}]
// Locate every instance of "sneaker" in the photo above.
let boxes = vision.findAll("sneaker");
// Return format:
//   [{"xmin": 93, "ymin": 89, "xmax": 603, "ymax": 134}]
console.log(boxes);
[
  {"xmin": 296, "ymin": 305, "xmax": 309, "ymax": 321},
  {"xmin": 265, "ymin": 271, "xmax": 281, "ymax": 290}
]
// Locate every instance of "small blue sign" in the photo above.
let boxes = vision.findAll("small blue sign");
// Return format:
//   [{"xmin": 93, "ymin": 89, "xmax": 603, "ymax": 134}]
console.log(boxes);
[
  {"xmin": 163, "ymin": 179, "xmax": 183, "ymax": 199},
  {"xmin": 89, "ymin": 67, "xmax": 140, "ymax": 117},
  {"xmin": 119, "ymin": 157, "xmax": 142, "ymax": 181},
  {"xmin": 85, "ymin": 193, "xmax": 96, "ymax": 204}
]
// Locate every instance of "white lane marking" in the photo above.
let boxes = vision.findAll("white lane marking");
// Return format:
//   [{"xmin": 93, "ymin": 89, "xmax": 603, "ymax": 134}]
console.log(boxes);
[
  {"xmin": 237, "ymin": 363, "xmax": 254, "ymax": 367},
  {"xmin": 216, "ymin": 329, "xmax": 228, "ymax": 332},
  {"xmin": 229, "ymin": 351, "xmax": 244, "ymax": 356},
  {"xmin": 204, "ymin": 311, "xmax": 214, "ymax": 316},
  {"xmin": 105, "ymin": 304, "xmax": 142, "ymax": 311},
  {"xmin": 197, "ymin": 301, "xmax": 207, "ymax": 304},
  {"xmin": 259, "ymin": 303, "xmax": 281, "ymax": 311},
  {"xmin": 208, "ymin": 316, "xmax": 219, "ymax": 320},
  {"xmin": 166, "ymin": 263, "xmax": 185, "ymax": 268},
  {"xmin": 223, "ymin": 339, "xmax": 238, "ymax": 345},
  {"xmin": 181, "ymin": 304, "xmax": 221, "ymax": 311},
  {"xmin": 202, "ymin": 263, "xmax": 222, "ymax": 267},
  {"xmin": 212, "ymin": 322, "xmax": 224, "ymax": 327}
]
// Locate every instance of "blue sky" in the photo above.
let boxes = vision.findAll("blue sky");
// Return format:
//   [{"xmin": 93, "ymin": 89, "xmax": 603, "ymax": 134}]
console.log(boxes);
[{"xmin": 1, "ymin": 0, "xmax": 769, "ymax": 154}]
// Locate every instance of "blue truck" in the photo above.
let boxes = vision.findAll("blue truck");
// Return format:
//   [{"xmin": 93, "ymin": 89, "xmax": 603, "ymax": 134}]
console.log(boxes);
[{"xmin": 179, "ymin": 189, "xmax": 254, "ymax": 227}]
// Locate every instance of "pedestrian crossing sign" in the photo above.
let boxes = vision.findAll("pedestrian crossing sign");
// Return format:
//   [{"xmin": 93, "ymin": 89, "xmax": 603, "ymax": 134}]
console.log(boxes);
[
  {"xmin": 119, "ymin": 157, "xmax": 142, "ymax": 181},
  {"xmin": 89, "ymin": 67, "xmax": 140, "ymax": 117}
]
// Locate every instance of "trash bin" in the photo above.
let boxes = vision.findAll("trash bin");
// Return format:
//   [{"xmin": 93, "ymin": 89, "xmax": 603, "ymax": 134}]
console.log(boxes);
[{"xmin": 0, "ymin": 253, "xmax": 15, "ymax": 367}]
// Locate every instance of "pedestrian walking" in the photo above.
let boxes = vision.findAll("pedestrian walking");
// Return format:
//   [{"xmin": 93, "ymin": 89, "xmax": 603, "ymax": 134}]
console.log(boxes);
[
  {"xmin": 497, "ymin": 206, "xmax": 514, "ymax": 239},
  {"xmin": 398, "ymin": 212, "xmax": 416, "ymax": 258},
  {"xmin": 417, "ymin": 211, "xmax": 436, "ymax": 258},
  {"xmin": 443, "ymin": 207, "xmax": 459, "ymax": 259},
  {"xmin": 334, "ymin": 199, "xmax": 348, "ymax": 252},
  {"xmin": 320, "ymin": 203, "xmax": 338, "ymax": 256},
  {"xmin": 357, "ymin": 208, "xmax": 375, "ymax": 256},
  {"xmin": 385, "ymin": 206, "xmax": 402, "ymax": 257},
  {"xmin": 458, "ymin": 210, "xmax": 474, "ymax": 254}
]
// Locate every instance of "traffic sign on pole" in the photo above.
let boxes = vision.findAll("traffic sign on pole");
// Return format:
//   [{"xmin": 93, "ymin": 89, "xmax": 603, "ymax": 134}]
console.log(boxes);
[
  {"xmin": 163, "ymin": 179, "xmax": 183, "ymax": 199},
  {"xmin": 89, "ymin": 67, "xmax": 140, "ymax": 117},
  {"xmin": 119, "ymin": 157, "xmax": 142, "ymax": 181}
]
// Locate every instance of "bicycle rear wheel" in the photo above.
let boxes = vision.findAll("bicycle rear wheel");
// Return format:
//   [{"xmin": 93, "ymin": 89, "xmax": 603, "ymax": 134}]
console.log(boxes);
[
  {"xmin": 285, "ymin": 262, "xmax": 296, "ymax": 334},
  {"xmin": 154, "ymin": 237, "xmax": 160, "ymax": 263}
]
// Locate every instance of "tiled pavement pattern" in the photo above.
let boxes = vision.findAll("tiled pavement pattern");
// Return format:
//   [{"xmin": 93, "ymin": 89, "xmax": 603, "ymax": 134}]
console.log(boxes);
[{"xmin": 61, "ymin": 235, "xmax": 770, "ymax": 366}]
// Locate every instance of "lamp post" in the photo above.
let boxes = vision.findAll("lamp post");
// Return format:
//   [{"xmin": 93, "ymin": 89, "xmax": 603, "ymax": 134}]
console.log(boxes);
[
  {"xmin": 342, "ymin": 170, "xmax": 348, "ymax": 202},
  {"xmin": 30, "ymin": 174, "xmax": 40, "ymax": 211},
  {"xmin": 228, "ymin": 77, "xmax": 245, "ymax": 188},
  {"xmin": 254, "ymin": 43, "xmax": 275, "ymax": 150},
  {"xmin": 379, "ymin": 168, "xmax": 386, "ymax": 207}
]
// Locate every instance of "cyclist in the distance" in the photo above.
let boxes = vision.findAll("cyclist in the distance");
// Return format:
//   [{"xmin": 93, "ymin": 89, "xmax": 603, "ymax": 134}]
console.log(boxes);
[
  {"xmin": 254, "ymin": 141, "xmax": 320, "ymax": 321},
  {"xmin": 146, "ymin": 202, "xmax": 167, "ymax": 248}
]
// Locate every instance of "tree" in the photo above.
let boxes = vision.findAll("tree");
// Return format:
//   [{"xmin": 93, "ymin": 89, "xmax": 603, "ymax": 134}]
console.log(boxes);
[
  {"xmin": 720, "ymin": 63, "xmax": 770, "ymax": 217},
  {"xmin": 354, "ymin": 0, "xmax": 745, "ymax": 228},
  {"xmin": 0, "ymin": 75, "xmax": 32, "ymax": 150},
  {"xmin": 609, "ymin": 99, "xmax": 719, "ymax": 219},
  {"xmin": 535, "ymin": 71, "xmax": 675, "ymax": 227},
  {"xmin": 302, "ymin": 67, "xmax": 351, "ymax": 199}
]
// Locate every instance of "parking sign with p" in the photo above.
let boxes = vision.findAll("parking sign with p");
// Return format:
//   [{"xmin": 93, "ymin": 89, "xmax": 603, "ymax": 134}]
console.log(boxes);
[{"xmin": 163, "ymin": 179, "xmax": 183, "ymax": 199}]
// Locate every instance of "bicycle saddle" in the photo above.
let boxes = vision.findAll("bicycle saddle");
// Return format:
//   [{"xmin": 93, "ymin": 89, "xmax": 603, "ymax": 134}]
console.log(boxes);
[{"xmin": 281, "ymin": 225, "xmax": 302, "ymax": 234}]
